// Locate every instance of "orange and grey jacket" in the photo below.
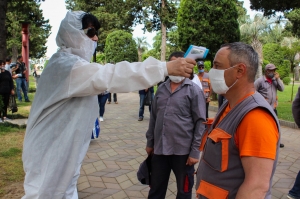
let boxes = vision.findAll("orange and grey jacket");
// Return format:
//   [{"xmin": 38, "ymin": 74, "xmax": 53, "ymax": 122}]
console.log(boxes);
[
  {"xmin": 196, "ymin": 92, "xmax": 280, "ymax": 199},
  {"xmin": 198, "ymin": 72, "xmax": 210, "ymax": 99}
]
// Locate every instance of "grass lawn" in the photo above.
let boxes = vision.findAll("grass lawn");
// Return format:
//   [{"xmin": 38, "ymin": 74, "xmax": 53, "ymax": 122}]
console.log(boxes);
[
  {"xmin": 277, "ymin": 83, "xmax": 299, "ymax": 122},
  {"xmin": 0, "ymin": 123, "xmax": 26, "ymax": 197},
  {"xmin": 0, "ymin": 76, "xmax": 35, "ymax": 197}
]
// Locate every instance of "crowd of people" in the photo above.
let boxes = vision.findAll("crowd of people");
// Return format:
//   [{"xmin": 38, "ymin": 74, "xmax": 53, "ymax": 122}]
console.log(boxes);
[
  {"xmin": 0, "ymin": 10, "xmax": 297, "ymax": 199},
  {"xmin": 0, "ymin": 55, "xmax": 31, "ymax": 122}
]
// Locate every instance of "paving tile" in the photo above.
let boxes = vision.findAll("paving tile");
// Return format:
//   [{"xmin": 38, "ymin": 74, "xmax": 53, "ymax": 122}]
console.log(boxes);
[
  {"xmin": 104, "ymin": 183, "xmax": 122, "ymax": 190},
  {"xmin": 78, "ymin": 181, "xmax": 91, "ymax": 191}
]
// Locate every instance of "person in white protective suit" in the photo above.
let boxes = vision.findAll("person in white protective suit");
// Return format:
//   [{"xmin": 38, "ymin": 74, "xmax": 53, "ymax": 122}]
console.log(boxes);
[{"xmin": 22, "ymin": 11, "xmax": 196, "ymax": 199}]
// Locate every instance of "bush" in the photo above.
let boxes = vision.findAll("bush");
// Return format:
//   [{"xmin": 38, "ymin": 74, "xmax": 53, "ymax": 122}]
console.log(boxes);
[
  {"xmin": 283, "ymin": 77, "xmax": 291, "ymax": 85},
  {"xmin": 104, "ymin": 30, "xmax": 138, "ymax": 63},
  {"xmin": 28, "ymin": 87, "xmax": 36, "ymax": 93}
]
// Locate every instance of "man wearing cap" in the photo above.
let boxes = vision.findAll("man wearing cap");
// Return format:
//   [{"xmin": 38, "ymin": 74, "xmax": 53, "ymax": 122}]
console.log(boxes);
[
  {"xmin": 255, "ymin": 63, "xmax": 284, "ymax": 148},
  {"xmin": 197, "ymin": 61, "xmax": 212, "ymax": 119}
]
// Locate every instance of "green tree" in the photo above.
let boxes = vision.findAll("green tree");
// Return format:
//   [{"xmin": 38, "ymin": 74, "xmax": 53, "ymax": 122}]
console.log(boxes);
[
  {"xmin": 0, "ymin": 0, "xmax": 46, "ymax": 60},
  {"xmin": 240, "ymin": 14, "xmax": 275, "ymax": 78},
  {"xmin": 177, "ymin": 0, "xmax": 240, "ymax": 62},
  {"xmin": 249, "ymin": 0, "xmax": 300, "ymax": 16},
  {"xmin": 5, "ymin": 1, "xmax": 51, "ymax": 61},
  {"xmin": 280, "ymin": 38, "xmax": 300, "ymax": 100},
  {"xmin": 285, "ymin": 9, "xmax": 300, "ymax": 38},
  {"xmin": 135, "ymin": 37, "xmax": 150, "ymax": 62},
  {"xmin": 262, "ymin": 43, "xmax": 290, "ymax": 79},
  {"xmin": 142, "ymin": 0, "xmax": 179, "ymax": 61},
  {"xmin": 104, "ymin": 30, "xmax": 138, "ymax": 63},
  {"xmin": 66, "ymin": 0, "xmax": 142, "ymax": 52}
]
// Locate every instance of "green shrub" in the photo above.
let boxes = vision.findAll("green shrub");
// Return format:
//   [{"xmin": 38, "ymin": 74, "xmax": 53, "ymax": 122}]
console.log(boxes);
[
  {"xmin": 283, "ymin": 77, "xmax": 291, "ymax": 85},
  {"xmin": 28, "ymin": 87, "xmax": 36, "ymax": 93}
]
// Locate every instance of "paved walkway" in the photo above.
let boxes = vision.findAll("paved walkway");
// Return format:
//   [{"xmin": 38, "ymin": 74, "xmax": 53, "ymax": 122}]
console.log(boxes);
[
  {"xmin": 5, "ymin": 92, "xmax": 298, "ymax": 198},
  {"xmin": 75, "ymin": 92, "xmax": 300, "ymax": 199}
]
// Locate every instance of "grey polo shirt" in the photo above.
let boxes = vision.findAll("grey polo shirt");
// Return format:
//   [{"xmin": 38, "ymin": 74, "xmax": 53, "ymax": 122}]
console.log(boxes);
[
  {"xmin": 146, "ymin": 78, "xmax": 206, "ymax": 159},
  {"xmin": 254, "ymin": 75, "xmax": 284, "ymax": 108}
]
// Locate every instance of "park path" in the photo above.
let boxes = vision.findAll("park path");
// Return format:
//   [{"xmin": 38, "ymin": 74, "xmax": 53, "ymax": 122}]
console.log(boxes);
[{"xmin": 73, "ymin": 92, "xmax": 300, "ymax": 199}]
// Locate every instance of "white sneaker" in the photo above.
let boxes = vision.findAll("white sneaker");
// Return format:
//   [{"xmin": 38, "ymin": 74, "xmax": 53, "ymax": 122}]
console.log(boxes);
[{"xmin": 100, "ymin": 117, "xmax": 104, "ymax": 122}]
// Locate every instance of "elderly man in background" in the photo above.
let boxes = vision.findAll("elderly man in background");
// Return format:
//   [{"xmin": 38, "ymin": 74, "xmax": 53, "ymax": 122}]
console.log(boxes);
[{"xmin": 255, "ymin": 63, "xmax": 284, "ymax": 148}]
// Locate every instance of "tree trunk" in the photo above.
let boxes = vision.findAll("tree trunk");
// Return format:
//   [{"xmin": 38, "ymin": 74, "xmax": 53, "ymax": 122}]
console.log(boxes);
[
  {"xmin": 138, "ymin": 48, "xmax": 142, "ymax": 62},
  {"xmin": 252, "ymin": 39, "xmax": 263, "ymax": 79},
  {"xmin": 295, "ymin": 65, "xmax": 300, "ymax": 81},
  {"xmin": 0, "ymin": 0, "xmax": 7, "ymax": 60},
  {"xmin": 160, "ymin": 0, "xmax": 166, "ymax": 61},
  {"xmin": 12, "ymin": 44, "xmax": 18, "ymax": 63}
]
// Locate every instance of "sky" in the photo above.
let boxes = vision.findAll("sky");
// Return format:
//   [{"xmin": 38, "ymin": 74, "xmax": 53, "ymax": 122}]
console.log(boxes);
[{"xmin": 40, "ymin": 0, "xmax": 261, "ymax": 58}]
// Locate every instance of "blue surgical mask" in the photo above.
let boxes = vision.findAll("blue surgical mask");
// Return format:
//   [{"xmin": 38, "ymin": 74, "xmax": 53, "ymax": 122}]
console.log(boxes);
[{"xmin": 198, "ymin": 69, "xmax": 204, "ymax": 73}]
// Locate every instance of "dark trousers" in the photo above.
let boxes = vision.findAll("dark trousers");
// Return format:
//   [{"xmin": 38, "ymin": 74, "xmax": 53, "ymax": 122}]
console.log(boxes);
[
  {"xmin": 98, "ymin": 94, "xmax": 109, "ymax": 117},
  {"xmin": 16, "ymin": 78, "xmax": 29, "ymax": 101},
  {"xmin": 0, "ymin": 93, "xmax": 10, "ymax": 118},
  {"xmin": 108, "ymin": 93, "xmax": 117, "ymax": 102},
  {"xmin": 139, "ymin": 93, "xmax": 153, "ymax": 118},
  {"xmin": 205, "ymin": 102, "xmax": 209, "ymax": 119},
  {"xmin": 148, "ymin": 154, "xmax": 195, "ymax": 199},
  {"xmin": 289, "ymin": 171, "xmax": 300, "ymax": 197}
]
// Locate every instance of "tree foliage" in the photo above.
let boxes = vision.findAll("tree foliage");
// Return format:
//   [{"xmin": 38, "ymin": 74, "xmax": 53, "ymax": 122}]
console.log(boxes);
[
  {"xmin": 104, "ymin": 30, "xmax": 138, "ymax": 63},
  {"xmin": 66, "ymin": 0, "xmax": 142, "ymax": 52},
  {"xmin": 249, "ymin": 0, "xmax": 300, "ymax": 16},
  {"xmin": 177, "ymin": 0, "xmax": 240, "ymax": 61},
  {"xmin": 285, "ymin": 9, "xmax": 300, "ymax": 38},
  {"xmin": 262, "ymin": 43, "xmax": 290, "ymax": 79},
  {"xmin": 5, "ymin": 1, "xmax": 51, "ymax": 60},
  {"xmin": 0, "ymin": 0, "xmax": 47, "ymax": 60}
]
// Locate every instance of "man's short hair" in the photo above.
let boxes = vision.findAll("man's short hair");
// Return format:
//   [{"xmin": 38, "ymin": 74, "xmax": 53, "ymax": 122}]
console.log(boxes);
[
  {"xmin": 6, "ymin": 56, "xmax": 12, "ymax": 62},
  {"xmin": 221, "ymin": 42, "xmax": 258, "ymax": 82},
  {"xmin": 81, "ymin": 13, "xmax": 100, "ymax": 31},
  {"xmin": 17, "ymin": 55, "xmax": 22, "ymax": 60},
  {"xmin": 168, "ymin": 51, "xmax": 184, "ymax": 61}
]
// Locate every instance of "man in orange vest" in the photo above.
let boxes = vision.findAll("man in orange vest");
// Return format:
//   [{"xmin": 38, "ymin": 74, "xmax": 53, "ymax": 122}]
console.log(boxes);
[{"xmin": 197, "ymin": 61, "xmax": 212, "ymax": 119}]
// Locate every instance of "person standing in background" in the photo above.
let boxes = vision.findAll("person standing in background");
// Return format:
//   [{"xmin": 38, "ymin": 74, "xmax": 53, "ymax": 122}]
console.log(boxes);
[
  {"xmin": 138, "ymin": 87, "xmax": 154, "ymax": 121},
  {"xmin": 255, "ymin": 63, "xmax": 284, "ymax": 148},
  {"xmin": 98, "ymin": 91, "xmax": 109, "ymax": 122},
  {"xmin": 0, "ymin": 60, "xmax": 14, "ymax": 122},
  {"xmin": 107, "ymin": 93, "xmax": 118, "ymax": 104},
  {"xmin": 197, "ymin": 61, "xmax": 212, "ymax": 119},
  {"xmin": 15, "ymin": 56, "xmax": 30, "ymax": 102}
]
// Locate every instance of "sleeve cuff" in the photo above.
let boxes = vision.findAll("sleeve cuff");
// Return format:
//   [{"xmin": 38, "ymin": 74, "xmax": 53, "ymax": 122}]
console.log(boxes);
[
  {"xmin": 146, "ymin": 140, "xmax": 154, "ymax": 148},
  {"xmin": 189, "ymin": 150, "xmax": 200, "ymax": 159},
  {"xmin": 162, "ymin": 62, "xmax": 168, "ymax": 76}
]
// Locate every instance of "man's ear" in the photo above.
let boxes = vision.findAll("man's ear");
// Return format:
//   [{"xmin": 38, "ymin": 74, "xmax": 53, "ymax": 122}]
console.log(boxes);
[{"xmin": 236, "ymin": 63, "xmax": 246, "ymax": 79}]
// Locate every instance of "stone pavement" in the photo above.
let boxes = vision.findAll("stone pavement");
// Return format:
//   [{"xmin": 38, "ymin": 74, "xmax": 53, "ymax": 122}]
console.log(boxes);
[{"xmin": 75, "ymin": 92, "xmax": 300, "ymax": 199}]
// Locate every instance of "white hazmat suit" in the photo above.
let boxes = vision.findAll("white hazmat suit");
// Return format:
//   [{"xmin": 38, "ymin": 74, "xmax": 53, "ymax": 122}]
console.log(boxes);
[{"xmin": 22, "ymin": 11, "xmax": 167, "ymax": 199}]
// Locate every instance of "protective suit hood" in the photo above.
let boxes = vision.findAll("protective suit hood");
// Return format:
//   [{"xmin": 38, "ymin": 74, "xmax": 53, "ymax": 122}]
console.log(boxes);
[{"xmin": 56, "ymin": 11, "xmax": 94, "ymax": 62}]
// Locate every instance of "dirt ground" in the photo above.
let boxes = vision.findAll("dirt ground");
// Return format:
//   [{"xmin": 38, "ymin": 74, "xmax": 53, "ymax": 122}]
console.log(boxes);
[{"xmin": 1, "ymin": 182, "xmax": 24, "ymax": 199}]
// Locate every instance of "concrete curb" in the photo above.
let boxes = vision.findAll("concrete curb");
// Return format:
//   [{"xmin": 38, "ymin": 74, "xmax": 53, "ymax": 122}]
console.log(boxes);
[{"xmin": 209, "ymin": 106, "xmax": 299, "ymax": 129}]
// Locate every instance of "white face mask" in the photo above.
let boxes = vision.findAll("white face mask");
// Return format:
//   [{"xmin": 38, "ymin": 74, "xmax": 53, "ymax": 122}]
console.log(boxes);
[
  {"xmin": 208, "ymin": 66, "xmax": 238, "ymax": 95},
  {"xmin": 169, "ymin": 76, "xmax": 185, "ymax": 83}
]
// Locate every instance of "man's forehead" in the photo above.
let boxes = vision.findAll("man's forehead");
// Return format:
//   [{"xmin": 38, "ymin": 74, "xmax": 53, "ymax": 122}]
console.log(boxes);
[{"xmin": 214, "ymin": 48, "xmax": 229, "ymax": 64}]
